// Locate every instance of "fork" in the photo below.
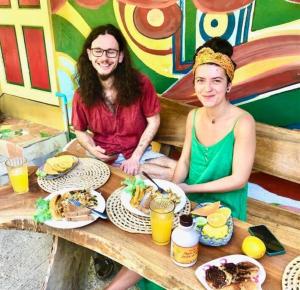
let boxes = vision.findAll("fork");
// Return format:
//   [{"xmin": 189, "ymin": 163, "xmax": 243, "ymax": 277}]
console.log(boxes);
[
  {"xmin": 142, "ymin": 171, "xmax": 168, "ymax": 195},
  {"xmin": 68, "ymin": 199, "xmax": 108, "ymax": 220}
]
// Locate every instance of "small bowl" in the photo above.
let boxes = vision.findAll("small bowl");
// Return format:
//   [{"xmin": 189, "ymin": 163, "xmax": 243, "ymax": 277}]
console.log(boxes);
[{"xmin": 193, "ymin": 203, "xmax": 234, "ymax": 247}]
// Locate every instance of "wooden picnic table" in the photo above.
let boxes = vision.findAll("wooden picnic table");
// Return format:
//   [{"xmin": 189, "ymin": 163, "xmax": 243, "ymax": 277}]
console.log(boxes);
[{"xmin": 0, "ymin": 165, "xmax": 298, "ymax": 290}]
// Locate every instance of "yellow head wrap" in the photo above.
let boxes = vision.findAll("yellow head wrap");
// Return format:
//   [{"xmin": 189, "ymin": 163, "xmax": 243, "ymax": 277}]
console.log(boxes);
[{"xmin": 192, "ymin": 47, "xmax": 235, "ymax": 81}]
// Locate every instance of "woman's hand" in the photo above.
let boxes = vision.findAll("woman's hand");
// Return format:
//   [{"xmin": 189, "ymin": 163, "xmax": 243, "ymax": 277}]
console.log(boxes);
[{"xmin": 178, "ymin": 183, "xmax": 190, "ymax": 193}]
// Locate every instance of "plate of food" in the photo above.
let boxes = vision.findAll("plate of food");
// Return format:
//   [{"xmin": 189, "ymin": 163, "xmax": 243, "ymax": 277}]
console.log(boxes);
[
  {"xmin": 195, "ymin": 254, "xmax": 266, "ymax": 290},
  {"xmin": 42, "ymin": 188, "xmax": 105, "ymax": 229},
  {"xmin": 192, "ymin": 202, "xmax": 234, "ymax": 246},
  {"xmin": 36, "ymin": 155, "xmax": 79, "ymax": 179},
  {"xmin": 120, "ymin": 177, "xmax": 186, "ymax": 217}
]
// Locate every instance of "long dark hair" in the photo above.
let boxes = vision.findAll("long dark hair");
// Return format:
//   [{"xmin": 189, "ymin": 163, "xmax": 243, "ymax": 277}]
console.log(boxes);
[
  {"xmin": 76, "ymin": 24, "xmax": 141, "ymax": 107},
  {"xmin": 193, "ymin": 37, "xmax": 237, "ymax": 83}
]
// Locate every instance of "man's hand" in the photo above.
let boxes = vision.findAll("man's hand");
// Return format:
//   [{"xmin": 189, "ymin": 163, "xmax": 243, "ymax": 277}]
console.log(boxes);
[
  {"xmin": 120, "ymin": 156, "xmax": 140, "ymax": 176},
  {"xmin": 90, "ymin": 146, "xmax": 117, "ymax": 162}
]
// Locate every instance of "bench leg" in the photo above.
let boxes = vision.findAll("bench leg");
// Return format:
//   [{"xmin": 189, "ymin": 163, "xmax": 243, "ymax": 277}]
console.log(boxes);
[{"xmin": 43, "ymin": 236, "xmax": 92, "ymax": 290}]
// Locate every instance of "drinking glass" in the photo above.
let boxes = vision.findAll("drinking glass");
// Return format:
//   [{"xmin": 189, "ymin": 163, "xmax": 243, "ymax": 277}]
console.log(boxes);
[
  {"xmin": 5, "ymin": 157, "xmax": 29, "ymax": 194},
  {"xmin": 150, "ymin": 197, "xmax": 175, "ymax": 245}
]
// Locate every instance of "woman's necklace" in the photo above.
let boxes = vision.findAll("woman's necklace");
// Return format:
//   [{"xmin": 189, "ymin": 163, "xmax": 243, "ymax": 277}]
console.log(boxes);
[
  {"xmin": 205, "ymin": 106, "xmax": 230, "ymax": 124},
  {"xmin": 205, "ymin": 110, "xmax": 217, "ymax": 124}
]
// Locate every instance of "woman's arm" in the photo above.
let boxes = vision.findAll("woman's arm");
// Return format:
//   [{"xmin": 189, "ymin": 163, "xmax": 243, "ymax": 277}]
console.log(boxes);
[
  {"xmin": 182, "ymin": 113, "xmax": 256, "ymax": 193},
  {"xmin": 172, "ymin": 110, "xmax": 194, "ymax": 183}
]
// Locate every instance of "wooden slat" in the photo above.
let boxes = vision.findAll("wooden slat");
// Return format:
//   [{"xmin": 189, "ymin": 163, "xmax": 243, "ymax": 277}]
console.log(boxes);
[
  {"xmin": 254, "ymin": 122, "xmax": 300, "ymax": 183},
  {"xmin": 155, "ymin": 96, "xmax": 195, "ymax": 147},
  {"xmin": 247, "ymin": 198, "xmax": 300, "ymax": 249}
]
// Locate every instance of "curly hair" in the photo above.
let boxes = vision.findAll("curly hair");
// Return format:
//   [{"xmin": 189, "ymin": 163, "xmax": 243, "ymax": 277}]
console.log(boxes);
[{"xmin": 76, "ymin": 24, "xmax": 141, "ymax": 107}]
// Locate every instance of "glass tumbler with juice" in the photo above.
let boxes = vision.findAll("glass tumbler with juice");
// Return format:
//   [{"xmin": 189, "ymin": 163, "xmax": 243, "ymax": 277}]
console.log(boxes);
[
  {"xmin": 5, "ymin": 157, "xmax": 29, "ymax": 194},
  {"xmin": 150, "ymin": 197, "xmax": 175, "ymax": 245}
]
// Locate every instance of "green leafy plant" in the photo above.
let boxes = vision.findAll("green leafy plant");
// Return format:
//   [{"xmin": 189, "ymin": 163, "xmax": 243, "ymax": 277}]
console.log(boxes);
[
  {"xmin": 122, "ymin": 177, "xmax": 146, "ymax": 196},
  {"xmin": 33, "ymin": 198, "xmax": 51, "ymax": 223}
]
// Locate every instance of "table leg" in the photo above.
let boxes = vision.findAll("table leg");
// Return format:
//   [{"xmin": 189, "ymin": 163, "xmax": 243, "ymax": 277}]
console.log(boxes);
[{"xmin": 43, "ymin": 236, "xmax": 92, "ymax": 290}]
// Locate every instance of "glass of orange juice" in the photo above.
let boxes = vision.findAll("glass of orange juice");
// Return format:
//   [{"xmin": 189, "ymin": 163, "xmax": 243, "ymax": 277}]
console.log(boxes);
[
  {"xmin": 5, "ymin": 157, "xmax": 29, "ymax": 194},
  {"xmin": 150, "ymin": 197, "xmax": 175, "ymax": 245}
]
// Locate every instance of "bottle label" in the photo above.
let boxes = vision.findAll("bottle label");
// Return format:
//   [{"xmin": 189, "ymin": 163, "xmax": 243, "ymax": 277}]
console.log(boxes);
[{"xmin": 171, "ymin": 242, "xmax": 198, "ymax": 264}]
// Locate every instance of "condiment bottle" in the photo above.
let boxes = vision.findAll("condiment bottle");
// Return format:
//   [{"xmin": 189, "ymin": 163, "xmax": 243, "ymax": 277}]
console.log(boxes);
[{"xmin": 170, "ymin": 214, "xmax": 199, "ymax": 267}]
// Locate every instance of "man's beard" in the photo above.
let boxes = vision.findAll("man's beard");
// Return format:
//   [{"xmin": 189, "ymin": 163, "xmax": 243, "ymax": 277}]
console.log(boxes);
[{"xmin": 98, "ymin": 71, "xmax": 115, "ymax": 81}]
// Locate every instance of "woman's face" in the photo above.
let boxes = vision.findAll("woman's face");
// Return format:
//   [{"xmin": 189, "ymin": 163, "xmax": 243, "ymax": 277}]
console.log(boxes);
[{"xmin": 194, "ymin": 64, "xmax": 231, "ymax": 108}]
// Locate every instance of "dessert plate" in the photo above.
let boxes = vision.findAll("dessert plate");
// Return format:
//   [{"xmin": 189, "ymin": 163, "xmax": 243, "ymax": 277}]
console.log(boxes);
[{"xmin": 195, "ymin": 254, "xmax": 266, "ymax": 290}]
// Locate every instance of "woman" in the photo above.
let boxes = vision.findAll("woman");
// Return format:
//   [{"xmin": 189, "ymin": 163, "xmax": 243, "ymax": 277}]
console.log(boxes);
[
  {"xmin": 173, "ymin": 37, "xmax": 256, "ymax": 221},
  {"xmin": 105, "ymin": 37, "xmax": 256, "ymax": 290}
]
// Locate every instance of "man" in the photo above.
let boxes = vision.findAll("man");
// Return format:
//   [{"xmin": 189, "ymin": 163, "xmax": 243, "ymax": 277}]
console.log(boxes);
[{"xmin": 72, "ymin": 24, "xmax": 176, "ymax": 179}]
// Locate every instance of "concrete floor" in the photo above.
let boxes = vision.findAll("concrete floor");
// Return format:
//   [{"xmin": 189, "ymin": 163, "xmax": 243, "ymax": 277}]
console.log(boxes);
[{"xmin": 0, "ymin": 230, "xmax": 138, "ymax": 290}]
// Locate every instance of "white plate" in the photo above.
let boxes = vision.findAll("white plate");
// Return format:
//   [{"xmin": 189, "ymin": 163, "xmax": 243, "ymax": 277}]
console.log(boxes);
[
  {"xmin": 44, "ymin": 188, "xmax": 105, "ymax": 229},
  {"xmin": 195, "ymin": 254, "xmax": 266, "ymax": 290},
  {"xmin": 120, "ymin": 179, "xmax": 186, "ymax": 217}
]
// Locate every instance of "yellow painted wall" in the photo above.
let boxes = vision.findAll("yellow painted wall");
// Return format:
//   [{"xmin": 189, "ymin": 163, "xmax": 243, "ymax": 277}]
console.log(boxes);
[{"xmin": 0, "ymin": 94, "xmax": 65, "ymax": 130}]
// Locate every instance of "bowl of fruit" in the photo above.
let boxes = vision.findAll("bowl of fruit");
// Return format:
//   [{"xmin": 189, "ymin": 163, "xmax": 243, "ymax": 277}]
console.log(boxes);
[{"xmin": 192, "ymin": 201, "xmax": 234, "ymax": 247}]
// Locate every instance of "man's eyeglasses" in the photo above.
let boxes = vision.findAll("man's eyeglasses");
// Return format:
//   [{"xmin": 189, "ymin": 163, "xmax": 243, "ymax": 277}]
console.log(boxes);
[{"xmin": 90, "ymin": 48, "xmax": 119, "ymax": 58}]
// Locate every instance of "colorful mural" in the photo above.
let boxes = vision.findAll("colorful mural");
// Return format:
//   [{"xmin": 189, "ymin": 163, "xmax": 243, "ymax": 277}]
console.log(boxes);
[{"xmin": 0, "ymin": 0, "xmax": 299, "ymax": 128}]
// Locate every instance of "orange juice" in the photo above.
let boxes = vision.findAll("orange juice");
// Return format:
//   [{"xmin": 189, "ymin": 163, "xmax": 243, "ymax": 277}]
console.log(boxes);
[
  {"xmin": 8, "ymin": 166, "xmax": 29, "ymax": 194},
  {"xmin": 6, "ymin": 158, "xmax": 29, "ymax": 194},
  {"xmin": 150, "ymin": 198, "xmax": 175, "ymax": 245}
]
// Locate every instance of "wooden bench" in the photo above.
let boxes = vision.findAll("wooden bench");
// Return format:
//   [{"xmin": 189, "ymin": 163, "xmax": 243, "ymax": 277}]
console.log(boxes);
[
  {"xmin": 156, "ymin": 96, "xmax": 300, "ymax": 249},
  {"xmin": 65, "ymin": 96, "xmax": 300, "ymax": 248}
]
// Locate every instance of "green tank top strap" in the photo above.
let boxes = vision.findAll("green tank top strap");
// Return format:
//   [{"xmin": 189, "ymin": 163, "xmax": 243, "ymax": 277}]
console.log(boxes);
[{"xmin": 232, "ymin": 113, "xmax": 248, "ymax": 129}]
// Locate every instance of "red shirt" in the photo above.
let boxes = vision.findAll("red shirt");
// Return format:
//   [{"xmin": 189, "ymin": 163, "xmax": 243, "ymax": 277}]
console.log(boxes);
[{"xmin": 72, "ymin": 74, "xmax": 160, "ymax": 159}]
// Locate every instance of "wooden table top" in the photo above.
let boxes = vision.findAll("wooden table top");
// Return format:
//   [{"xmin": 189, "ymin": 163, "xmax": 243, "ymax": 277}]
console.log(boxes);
[{"xmin": 0, "ymin": 165, "xmax": 298, "ymax": 290}]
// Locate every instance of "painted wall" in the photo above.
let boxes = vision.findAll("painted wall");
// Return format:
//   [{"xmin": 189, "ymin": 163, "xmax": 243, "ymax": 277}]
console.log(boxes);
[
  {"xmin": 0, "ymin": 0, "xmax": 299, "ymax": 128},
  {"xmin": 53, "ymin": 0, "xmax": 300, "ymax": 128}
]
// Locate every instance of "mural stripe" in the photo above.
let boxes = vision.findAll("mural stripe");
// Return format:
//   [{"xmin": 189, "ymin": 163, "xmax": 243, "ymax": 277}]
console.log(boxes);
[
  {"xmin": 235, "ymin": 8, "xmax": 245, "ymax": 45},
  {"xmin": 242, "ymin": 3, "xmax": 252, "ymax": 42},
  {"xmin": 23, "ymin": 27, "xmax": 51, "ymax": 91},
  {"xmin": 0, "ymin": 0, "xmax": 10, "ymax": 7},
  {"xmin": 0, "ymin": 25, "xmax": 24, "ymax": 85},
  {"xmin": 18, "ymin": 0, "xmax": 40, "ymax": 8}
]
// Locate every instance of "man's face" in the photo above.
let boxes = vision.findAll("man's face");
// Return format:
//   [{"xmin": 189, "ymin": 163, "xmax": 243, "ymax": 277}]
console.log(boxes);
[{"xmin": 87, "ymin": 34, "xmax": 124, "ymax": 80}]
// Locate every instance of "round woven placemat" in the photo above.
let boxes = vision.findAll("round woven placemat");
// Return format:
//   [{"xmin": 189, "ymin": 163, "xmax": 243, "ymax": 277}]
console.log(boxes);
[
  {"xmin": 106, "ymin": 187, "xmax": 191, "ymax": 234},
  {"xmin": 37, "ymin": 158, "xmax": 110, "ymax": 193},
  {"xmin": 282, "ymin": 255, "xmax": 300, "ymax": 290}
]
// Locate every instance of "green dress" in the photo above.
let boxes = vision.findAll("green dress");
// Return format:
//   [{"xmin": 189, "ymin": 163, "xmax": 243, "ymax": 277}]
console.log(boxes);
[
  {"xmin": 186, "ymin": 109, "xmax": 247, "ymax": 221},
  {"xmin": 137, "ymin": 109, "xmax": 248, "ymax": 290}
]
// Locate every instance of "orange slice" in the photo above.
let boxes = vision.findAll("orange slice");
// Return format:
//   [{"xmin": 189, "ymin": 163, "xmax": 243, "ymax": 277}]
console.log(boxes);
[
  {"xmin": 207, "ymin": 212, "xmax": 227, "ymax": 227},
  {"xmin": 191, "ymin": 201, "xmax": 220, "ymax": 216},
  {"xmin": 215, "ymin": 207, "xmax": 232, "ymax": 220}
]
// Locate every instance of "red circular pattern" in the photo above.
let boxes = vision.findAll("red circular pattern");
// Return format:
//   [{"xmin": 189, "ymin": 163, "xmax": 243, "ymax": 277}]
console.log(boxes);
[
  {"xmin": 133, "ymin": 4, "xmax": 181, "ymax": 39},
  {"xmin": 192, "ymin": 0, "xmax": 254, "ymax": 13}
]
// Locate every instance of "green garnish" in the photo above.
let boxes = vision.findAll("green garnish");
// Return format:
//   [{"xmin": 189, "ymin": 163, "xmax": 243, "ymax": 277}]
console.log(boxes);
[
  {"xmin": 33, "ymin": 198, "xmax": 51, "ymax": 223},
  {"xmin": 39, "ymin": 131, "xmax": 52, "ymax": 138},
  {"xmin": 122, "ymin": 177, "xmax": 146, "ymax": 196},
  {"xmin": 36, "ymin": 169, "xmax": 47, "ymax": 177}
]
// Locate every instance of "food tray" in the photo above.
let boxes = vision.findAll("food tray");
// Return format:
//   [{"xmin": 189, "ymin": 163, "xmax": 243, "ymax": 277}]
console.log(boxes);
[{"xmin": 106, "ymin": 186, "xmax": 191, "ymax": 234}]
